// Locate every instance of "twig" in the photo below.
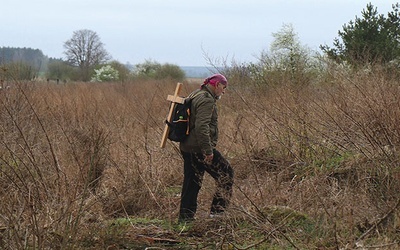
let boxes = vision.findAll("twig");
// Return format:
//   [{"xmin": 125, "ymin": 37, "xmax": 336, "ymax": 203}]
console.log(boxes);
[
  {"xmin": 362, "ymin": 241, "xmax": 399, "ymax": 249},
  {"xmin": 355, "ymin": 198, "xmax": 400, "ymax": 243},
  {"xmin": 233, "ymin": 233, "xmax": 272, "ymax": 250},
  {"xmin": 233, "ymin": 185, "xmax": 300, "ymax": 249}
]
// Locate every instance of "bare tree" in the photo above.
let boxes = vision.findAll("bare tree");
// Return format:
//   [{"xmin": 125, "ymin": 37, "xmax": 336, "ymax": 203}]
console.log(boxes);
[{"xmin": 63, "ymin": 29, "xmax": 111, "ymax": 81}]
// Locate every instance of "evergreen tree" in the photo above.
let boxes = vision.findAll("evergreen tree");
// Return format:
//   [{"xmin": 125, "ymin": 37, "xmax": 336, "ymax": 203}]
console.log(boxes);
[{"xmin": 321, "ymin": 3, "xmax": 400, "ymax": 65}]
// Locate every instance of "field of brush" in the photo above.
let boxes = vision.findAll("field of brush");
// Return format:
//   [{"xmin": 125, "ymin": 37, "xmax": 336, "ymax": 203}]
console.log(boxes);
[{"xmin": 1, "ymin": 68, "xmax": 400, "ymax": 249}]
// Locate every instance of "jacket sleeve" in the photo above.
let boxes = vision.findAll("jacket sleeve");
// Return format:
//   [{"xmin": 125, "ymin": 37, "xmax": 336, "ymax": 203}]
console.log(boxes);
[{"xmin": 193, "ymin": 94, "xmax": 215, "ymax": 155}]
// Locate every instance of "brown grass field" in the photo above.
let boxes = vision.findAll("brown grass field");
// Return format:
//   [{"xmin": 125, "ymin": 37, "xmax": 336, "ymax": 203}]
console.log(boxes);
[{"xmin": 1, "ymin": 68, "xmax": 400, "ymax": 249}]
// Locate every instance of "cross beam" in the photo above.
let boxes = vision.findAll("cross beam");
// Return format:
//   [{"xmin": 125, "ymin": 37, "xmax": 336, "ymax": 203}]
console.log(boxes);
[{"xmin": 160, "ymin": 82, "xmax": 184, "ymax": 148}]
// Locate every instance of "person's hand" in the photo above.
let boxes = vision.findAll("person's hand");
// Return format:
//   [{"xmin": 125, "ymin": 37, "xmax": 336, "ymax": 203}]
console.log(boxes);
[{"xmin": 204, "ymin": 154, "xmax": 214, "ymax": 165}]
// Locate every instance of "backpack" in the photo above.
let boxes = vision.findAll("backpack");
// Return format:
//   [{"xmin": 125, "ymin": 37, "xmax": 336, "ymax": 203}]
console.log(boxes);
[{"xmin": 166, "ymin": 91, "xmax": 204, "ymax": 142}]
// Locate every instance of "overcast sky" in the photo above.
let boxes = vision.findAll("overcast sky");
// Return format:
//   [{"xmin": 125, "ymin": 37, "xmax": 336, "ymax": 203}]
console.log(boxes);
[{"xmin": 1, "ymin": 0, "xmax": 395, "ymax": 66}]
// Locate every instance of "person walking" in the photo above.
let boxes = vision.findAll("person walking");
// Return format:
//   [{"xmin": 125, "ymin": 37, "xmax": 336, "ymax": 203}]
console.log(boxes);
[{"xmin": 178, "ymin": 73, "xmax": 234, "ymax": 222}]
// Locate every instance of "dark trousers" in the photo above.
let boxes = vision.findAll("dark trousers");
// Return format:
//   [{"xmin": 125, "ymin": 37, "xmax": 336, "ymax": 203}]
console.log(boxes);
[{"xmin": 179, "ymin": 149, "xmax": 234, "ymax": 221}]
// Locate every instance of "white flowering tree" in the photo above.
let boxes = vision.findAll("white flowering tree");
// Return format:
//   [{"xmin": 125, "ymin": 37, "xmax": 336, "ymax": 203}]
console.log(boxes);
[{"xmin": 91, "ymin": 65, "xmax": 119, "ymax": 82}]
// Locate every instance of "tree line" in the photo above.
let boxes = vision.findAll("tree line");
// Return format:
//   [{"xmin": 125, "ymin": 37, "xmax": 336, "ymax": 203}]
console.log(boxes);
[
  {"xmin": 1, "ymin": 3, "xmax": 400, "ymax": 83},
  {"xmin": 0, "ymin": 47, "xmax": 47, "ymax": 81},
  {"xmin": 0, "ymin": 29, "xmax": 185, "ymax": 83}
]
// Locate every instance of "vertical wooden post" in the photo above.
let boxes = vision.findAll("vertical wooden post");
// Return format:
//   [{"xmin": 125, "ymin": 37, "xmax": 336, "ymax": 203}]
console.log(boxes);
[{"xmin": 160, "ymin": 82, "xmax": 183, "ymax": 148}]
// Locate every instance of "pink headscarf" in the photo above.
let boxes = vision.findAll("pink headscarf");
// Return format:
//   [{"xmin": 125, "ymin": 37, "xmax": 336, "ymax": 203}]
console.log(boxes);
[{"xmin": 202, "ymin": 74, "xmax": 228, "ymax": 87}]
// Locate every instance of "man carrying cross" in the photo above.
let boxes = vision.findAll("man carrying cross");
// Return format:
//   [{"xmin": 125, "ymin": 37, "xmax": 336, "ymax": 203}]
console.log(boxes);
[{"xmin": 178, "ymin": 73, "xmax": 234, "ymax": 222}]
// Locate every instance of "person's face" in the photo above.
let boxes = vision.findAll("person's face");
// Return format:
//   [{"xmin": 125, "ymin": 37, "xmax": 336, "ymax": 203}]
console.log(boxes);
[{"xmin": 215, "ymin": 82, "xmax": 227, "ymax": 98}]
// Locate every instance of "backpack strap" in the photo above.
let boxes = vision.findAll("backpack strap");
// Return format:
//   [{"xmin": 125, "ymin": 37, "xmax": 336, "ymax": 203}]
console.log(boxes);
[{"xmin": 187, "ymin": 89, "xmax": 206, "ymax": 100}]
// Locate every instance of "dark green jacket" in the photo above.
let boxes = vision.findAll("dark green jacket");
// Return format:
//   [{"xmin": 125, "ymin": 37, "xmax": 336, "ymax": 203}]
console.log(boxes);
[{"xmin": 179, "ymin": 85, "xmax": 218, "ymax": 155}]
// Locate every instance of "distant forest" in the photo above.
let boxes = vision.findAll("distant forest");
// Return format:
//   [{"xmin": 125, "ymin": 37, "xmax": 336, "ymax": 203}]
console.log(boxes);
[
  {"xmin": 0, "ymin": 47, "xmax": 212, "ymax": 80},
  {"xmin": 0, "ymin": 47, "xmax": 49, "ymax": 72}
]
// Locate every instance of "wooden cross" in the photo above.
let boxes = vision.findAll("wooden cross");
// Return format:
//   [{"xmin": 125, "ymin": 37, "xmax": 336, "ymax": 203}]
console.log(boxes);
[{"xmin": 160, "ymin": 82, "xmax": 186, "ymax": 148}]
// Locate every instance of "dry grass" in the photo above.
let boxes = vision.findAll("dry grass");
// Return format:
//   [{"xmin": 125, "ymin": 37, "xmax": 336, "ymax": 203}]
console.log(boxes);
[{"xmin": 0, "ymin": 69, "xmax": 400, "ymax": 249}]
